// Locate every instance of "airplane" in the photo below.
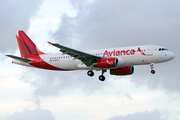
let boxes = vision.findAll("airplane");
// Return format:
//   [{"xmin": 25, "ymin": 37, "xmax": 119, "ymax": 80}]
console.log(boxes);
[{"xmin": 6, "ymin": 30, "xmax": 175, "ymax": 81}]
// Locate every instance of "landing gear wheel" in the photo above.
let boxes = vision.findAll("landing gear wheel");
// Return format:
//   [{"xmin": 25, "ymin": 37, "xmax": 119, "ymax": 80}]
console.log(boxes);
[
  {"xmin": 151, "ymin": 70, "xmax": 155, "ymax": 74},
  {"xmin": 87, "ymin": 70, "xmax": 94, "ymax": 77},
  {"xmin": 99, "ymin": 75, "xmax": 105, "ymax": 81}
]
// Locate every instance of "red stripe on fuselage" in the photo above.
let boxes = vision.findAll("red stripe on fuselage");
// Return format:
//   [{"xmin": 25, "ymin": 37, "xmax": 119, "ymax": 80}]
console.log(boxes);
[{"xmin": 26, "ymin": 55, "xmax": 71, "ymax": 71}]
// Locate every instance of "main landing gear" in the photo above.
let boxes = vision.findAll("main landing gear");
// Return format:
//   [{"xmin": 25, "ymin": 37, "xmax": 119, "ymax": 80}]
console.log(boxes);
[
  {"xmin": 87, "ymin": 65, "xmax": 94, "ymax": 77},
  {"xmin": 150, "ymin": 63, "xmax": 155, "ymax": 74},
  {"xmin": 87, "ymin": 70, "xmax": 94, "ymax": 77},
  {"xmin": 87, "ymin": 69, "xmax": 107, "ymax": 81},
  {"xmin": 99, "ymin": 70, "xmax": 107, "ymax": 81}
]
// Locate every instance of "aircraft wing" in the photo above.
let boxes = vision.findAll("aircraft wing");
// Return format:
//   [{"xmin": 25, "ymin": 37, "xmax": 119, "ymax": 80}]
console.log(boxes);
[
  {"xmin": 48, "ymin": 41, "xmax": 102, "ymax": 66},
  {"xmin": 6, "ymin": 55, "xmax": 32, "ymax": 63}
]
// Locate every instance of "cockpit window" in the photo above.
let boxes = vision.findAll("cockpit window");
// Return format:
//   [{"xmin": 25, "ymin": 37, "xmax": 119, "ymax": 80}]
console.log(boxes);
[
  {"xmin": 162, "ymin": 48, "xmax": 168, "ymax": 51},
  {"xmin": 159, "ymin": 48, "xmax": 168, "ymax": 51}
]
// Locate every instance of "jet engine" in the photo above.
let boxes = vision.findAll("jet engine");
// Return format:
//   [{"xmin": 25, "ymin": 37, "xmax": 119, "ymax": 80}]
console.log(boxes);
[
  {"xmin": 95, "ymin": 58, "xmax": 118, "ymax": 68},
  {"xmin": 110, "ymin": 66, "xmax": 134, "ymax": 75}
]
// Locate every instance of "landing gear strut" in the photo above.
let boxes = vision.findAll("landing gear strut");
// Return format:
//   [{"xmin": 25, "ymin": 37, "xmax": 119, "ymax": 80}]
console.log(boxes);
[
  {"xmin": 150, "ymin": 63, "xmax": 155, "ymax": 74},
  {"xmin": 99, "ymin": 69, "xmax": 107, "ymax": 81}
]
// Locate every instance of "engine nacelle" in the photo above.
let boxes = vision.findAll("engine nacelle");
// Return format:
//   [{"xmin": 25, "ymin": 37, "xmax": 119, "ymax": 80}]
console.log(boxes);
[
  {"xmin": 95, "ymin": 58, "xmax": 118, "ymax": 68},
  {"xmin": 110, "ymin": 66, "xmax": 134, "ymax": 75}
]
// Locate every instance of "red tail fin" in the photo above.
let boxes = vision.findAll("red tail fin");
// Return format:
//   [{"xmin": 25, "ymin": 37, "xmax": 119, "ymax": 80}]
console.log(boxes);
[{"xmin": 16, "ymin": 30, "xmax": 45, "ymax": 57}]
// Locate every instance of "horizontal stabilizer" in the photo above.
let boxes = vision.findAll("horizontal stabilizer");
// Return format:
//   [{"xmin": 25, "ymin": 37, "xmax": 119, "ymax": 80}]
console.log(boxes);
[{"xmin": 6, "ymin": 55, "xmax": 32, "ymax": 63}]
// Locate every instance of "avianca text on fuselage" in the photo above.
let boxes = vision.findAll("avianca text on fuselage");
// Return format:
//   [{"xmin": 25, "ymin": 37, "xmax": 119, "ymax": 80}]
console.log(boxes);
[
  {"xmin": 6, "ymin": 30, "xmax": 175, "ymax": 81},
  {"xmin": 103, "ymin": 47, "xmax": 146, "ymax": 57},
  {"xmin": 103, "ymin": 49, "xmax": 135, "ymax": 57}
]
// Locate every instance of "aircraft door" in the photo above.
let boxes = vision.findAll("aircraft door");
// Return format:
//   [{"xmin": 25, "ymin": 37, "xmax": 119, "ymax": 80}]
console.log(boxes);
[{"xmin": 147, "ymin": 45, "xmax": 153, "ymax": 56}]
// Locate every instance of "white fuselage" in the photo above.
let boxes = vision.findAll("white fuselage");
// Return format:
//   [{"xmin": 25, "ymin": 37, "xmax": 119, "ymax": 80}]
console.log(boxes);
[{"xmin": 35, "ymin": 45, "xmax": 175, "ymax": 70}]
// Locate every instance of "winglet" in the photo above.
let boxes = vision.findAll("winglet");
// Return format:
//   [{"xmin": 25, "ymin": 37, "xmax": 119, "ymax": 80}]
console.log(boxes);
[{"xmin": 47, "ymin": 41, "xmax": 52, "ymax": 44}]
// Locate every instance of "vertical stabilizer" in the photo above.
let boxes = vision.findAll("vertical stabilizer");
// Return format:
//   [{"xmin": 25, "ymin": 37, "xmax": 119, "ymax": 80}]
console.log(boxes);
[{"xmin": 16, "ymin": 30, "xmax": 45, "ymax": 57}]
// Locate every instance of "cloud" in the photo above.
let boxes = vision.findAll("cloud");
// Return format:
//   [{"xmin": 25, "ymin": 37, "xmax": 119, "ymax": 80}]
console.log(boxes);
[
  {"xmin": 54, "ymin": 0, "xmax": 180, "ymax": 48},
  {"xmin": 107, "ymin": 109, "xmax": 167, "ymax": 120},
  {"xmin": 0, "ymin": 0, "xmax": 43, "ymax": 53},
  {"xmin": 4, "ymin": 108, "xmax": 55, "ymax": 120},
  {"xmin": 21, "ymin": 68, "xmax": 110, "ymax": 97},
  {"xmin": 125, "ymin": 93, "xmax": 133, "ymax": 101}
]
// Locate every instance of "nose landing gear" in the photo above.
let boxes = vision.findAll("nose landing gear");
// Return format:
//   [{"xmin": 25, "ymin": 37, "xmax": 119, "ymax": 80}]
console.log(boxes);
[
  {"xmin": 151, "ymin": 70, "xmax": 155, "ymax": 74},
  {"xmin": 150, "ymin": 63, "xmax": 155, "ymax": 74}
]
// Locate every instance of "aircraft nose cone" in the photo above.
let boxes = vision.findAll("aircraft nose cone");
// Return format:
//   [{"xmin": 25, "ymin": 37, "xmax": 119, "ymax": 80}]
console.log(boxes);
[{"xmin": 170, "ymin": 52, "xmax": 175, "ymax": 60}]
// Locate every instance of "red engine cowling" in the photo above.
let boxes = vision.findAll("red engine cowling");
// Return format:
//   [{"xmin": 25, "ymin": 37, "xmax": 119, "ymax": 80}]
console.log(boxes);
[
  {"xmin": 110, "ymin": 66, "xmax": 134, "ymax": 75},
  {"xmin": 96, "ymin": 58, "xmax": 118, "ymax": 68}
]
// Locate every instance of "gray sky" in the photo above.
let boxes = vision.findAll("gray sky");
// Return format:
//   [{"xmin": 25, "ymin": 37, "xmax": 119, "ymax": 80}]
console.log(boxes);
[
  {"xmin": 0, "ymin": 0, "xmax": 43, "ymax": 53},
  {"xmin": 1, "ymin": 0, "xmax": 180, "ymax": 120}
]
